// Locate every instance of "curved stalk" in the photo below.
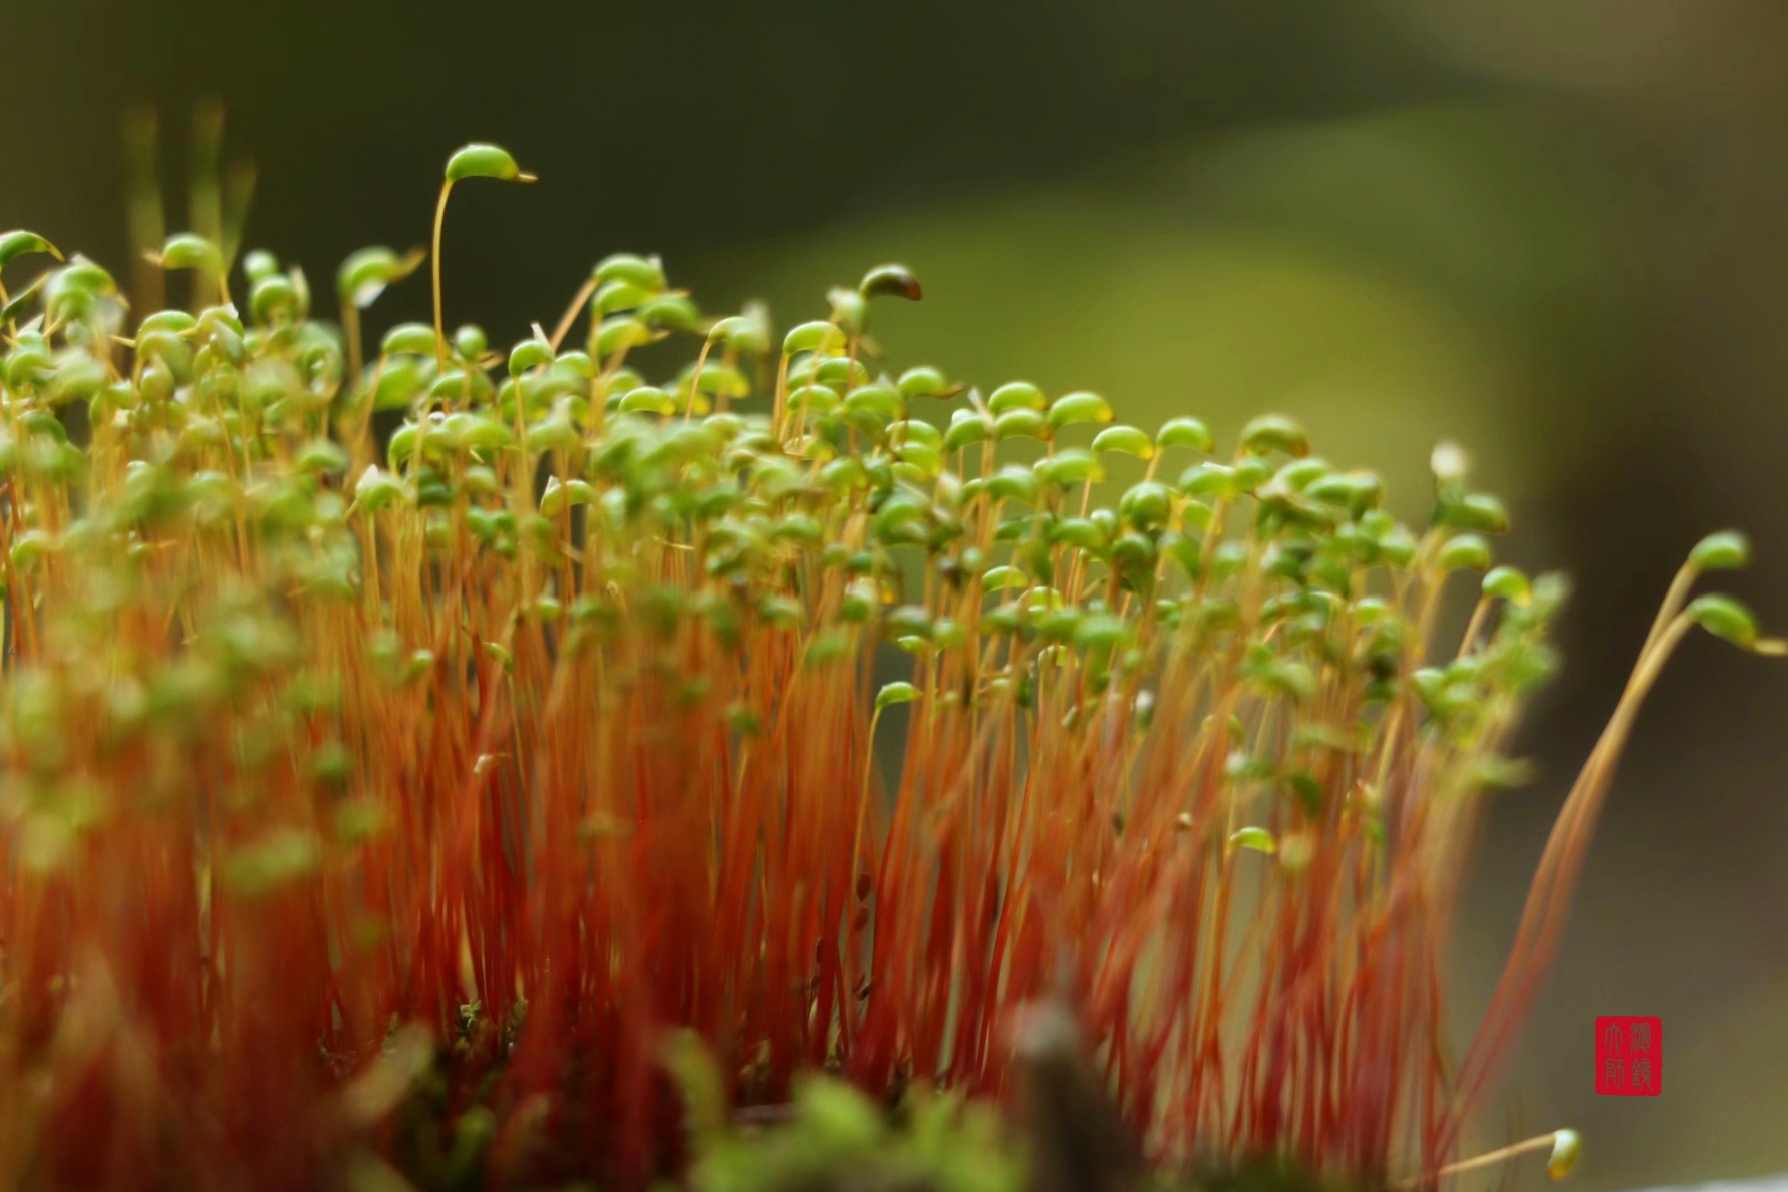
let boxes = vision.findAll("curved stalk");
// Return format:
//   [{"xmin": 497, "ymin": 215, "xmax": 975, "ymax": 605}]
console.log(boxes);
[{"xmin": 430, "ymin": 180, "xmax": 455, "ymax": 367}]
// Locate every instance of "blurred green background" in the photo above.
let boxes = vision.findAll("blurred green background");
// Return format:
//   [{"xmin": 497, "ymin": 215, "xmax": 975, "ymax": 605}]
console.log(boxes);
[{"xmin": 5, "ymin": 0, "xmax": 1788, "ymax": 1185}]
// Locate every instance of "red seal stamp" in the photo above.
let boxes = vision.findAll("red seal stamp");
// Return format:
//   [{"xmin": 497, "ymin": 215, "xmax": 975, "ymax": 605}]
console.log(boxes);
[{"xmin": 1595, "ymin": 1015, "xmax": 1661, "ymax": 1096}]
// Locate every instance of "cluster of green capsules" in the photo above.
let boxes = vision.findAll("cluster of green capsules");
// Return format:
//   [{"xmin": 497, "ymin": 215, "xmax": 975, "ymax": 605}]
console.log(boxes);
[{"xmin": 0, "ymin": 138, "xmax": 1776, "ymax": 833}]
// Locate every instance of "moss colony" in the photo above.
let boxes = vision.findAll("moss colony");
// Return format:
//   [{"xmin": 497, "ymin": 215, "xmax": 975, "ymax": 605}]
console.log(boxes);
[{"xmin": 0, "ymin": 145, "xmax": 1775, "ymax": 1192}]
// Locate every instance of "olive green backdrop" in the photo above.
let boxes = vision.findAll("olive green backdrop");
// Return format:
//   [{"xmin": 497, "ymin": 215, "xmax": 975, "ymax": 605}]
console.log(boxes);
[{"xmin": 4, "ymin": 0, "xmax": 1788, "ymax": 1185}]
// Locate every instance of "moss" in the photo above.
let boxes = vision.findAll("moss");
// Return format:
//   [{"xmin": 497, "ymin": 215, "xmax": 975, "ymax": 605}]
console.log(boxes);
[{"xmin": 0, "ymin": 143, "xmax": 1773, "ymax": 1192}]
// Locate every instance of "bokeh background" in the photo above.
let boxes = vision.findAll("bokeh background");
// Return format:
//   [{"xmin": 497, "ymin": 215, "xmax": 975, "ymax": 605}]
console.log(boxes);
[{"xmin": 5, "ymin": 0, "xmax": 1787, "ymax": 1185}]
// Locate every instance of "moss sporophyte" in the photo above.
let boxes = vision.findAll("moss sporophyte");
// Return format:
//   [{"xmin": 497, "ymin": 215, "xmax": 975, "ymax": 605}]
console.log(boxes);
[{"xmin": 0, "ymin": 140, "xmax": 1778, "ymax": 1192}]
